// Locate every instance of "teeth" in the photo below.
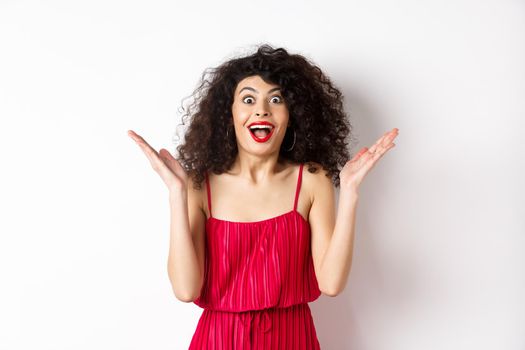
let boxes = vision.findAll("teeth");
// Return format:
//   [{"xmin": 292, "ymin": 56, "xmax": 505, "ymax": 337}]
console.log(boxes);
[{"xmin": 249, "ymin": 125, "xmax": 273, "ymax": 130}]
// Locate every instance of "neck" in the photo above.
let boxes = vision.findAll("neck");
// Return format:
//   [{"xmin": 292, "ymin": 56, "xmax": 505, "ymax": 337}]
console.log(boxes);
[{"xmin": 229, "ymin": 151, "xmax": 287, "ymax": 184}]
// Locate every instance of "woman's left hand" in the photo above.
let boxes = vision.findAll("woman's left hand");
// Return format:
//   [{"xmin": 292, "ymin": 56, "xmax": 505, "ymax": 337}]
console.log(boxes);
[{"xmin": 339, "ymin": 128, "xmax": 399, "ymax": 191}]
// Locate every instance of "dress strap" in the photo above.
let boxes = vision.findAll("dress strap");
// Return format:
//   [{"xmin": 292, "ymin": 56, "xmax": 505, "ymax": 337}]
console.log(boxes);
[
  {"xmin": 205, "ymin": 170, "xmax": 212, "ymax": 218},
  {"xmin": 293, "ymin": 163, "xmax": 304, "ymax": 212}
]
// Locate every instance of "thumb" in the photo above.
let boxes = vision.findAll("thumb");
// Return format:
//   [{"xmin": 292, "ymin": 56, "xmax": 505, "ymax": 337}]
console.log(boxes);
[
  {"xmin": 159, "ymin": 148, "xmax": 176, "ymax": 168},
  {"xmin": 159, "ymin": 149, "xmax": 186, "ymax": 176},
  {"xmin": 351, "ymin": 147, "xmax": 368, "ymax": 161}
]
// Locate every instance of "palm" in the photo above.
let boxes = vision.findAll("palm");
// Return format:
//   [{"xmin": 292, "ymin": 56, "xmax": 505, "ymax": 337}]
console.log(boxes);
[
  {"xmin": 127, "ymin": 129, "xmax": 188, "ymax": 191},
  {"xmin": 340, "ymin": 128, "xmax": 399, "ymax": 189}
]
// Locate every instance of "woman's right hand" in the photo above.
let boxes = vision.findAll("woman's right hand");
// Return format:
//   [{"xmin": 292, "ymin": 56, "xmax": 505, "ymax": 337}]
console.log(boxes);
[{"xmin": 127, "ymin": 130, "xmax": 188, "ymax": 194}]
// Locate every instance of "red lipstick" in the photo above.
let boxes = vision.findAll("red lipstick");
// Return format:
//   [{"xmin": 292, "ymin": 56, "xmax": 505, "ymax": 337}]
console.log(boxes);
[{"xmin": 247, "ymin": 121, "xmax": 275, "ymax": 143}]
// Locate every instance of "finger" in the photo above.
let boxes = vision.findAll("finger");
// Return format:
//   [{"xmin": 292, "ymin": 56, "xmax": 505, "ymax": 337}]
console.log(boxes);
[
  {"xmin": 376, "ymin": 128, "xmax": 398, "ymax": 145},
  {"xmin": 375, "ymin": 142, "xmax": 395, "ymax": 158},
  {"xmin": 128, "ymin": 130, "xmax": 156, "ymax": 152},
  {"xmin": 350, "ymin": 147, "xmax": 369, "ymax": 162},
  {"xmin": 368, "ymin": 142, "xmax": 396, "ymax": 164},
  {"xmin": 159, "ymin": 149, "xmax": 187, "ymax": 179},
  {"xmin": 128, "ymin": 131, "xmax": 179, "ymax": 187},
  {"xmin": 128, "ymin": 130, "xmax": 145, "ymax": 144},
  {"xmin": 360, "ymin": 139, "xmax": 396, "ymax": 165},
  {"xmin": 381, "ymin": 129, "xmax": 398, "ymax": 147},
  {"xmin": 368, "ymin": 128, "xmax": 398, "ymax": 154},
  {"xmin": 134, "ymin": 138, "xmax": 160, "ymax": 165},
  {"xmin": 356, "ymin": 143, "xmax": 395, "ymax": 178},
  {"xmin": 146, "ymin": 149, "xmax": 177, "ymax": 184},
  {"xmin": 128, "ymin": 131, "xmax": 167, "ymax": 170},
  {"xmin": 129, "ymin": 131, "xmax": 161, "ymax": 159}
]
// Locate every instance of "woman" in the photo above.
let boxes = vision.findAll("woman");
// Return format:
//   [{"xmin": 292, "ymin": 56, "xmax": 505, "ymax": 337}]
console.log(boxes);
[{"xmin": 128, "ymin": 44, "xmax": 398, "ymax": 349}]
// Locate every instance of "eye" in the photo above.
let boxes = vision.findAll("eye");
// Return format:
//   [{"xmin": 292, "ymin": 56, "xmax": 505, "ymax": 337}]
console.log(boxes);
[
  {"xmin": 242, "ymin": 96, "xmax": 255, "ymax": 104},
  {"xmin": 270, "ymin": 96, "xmax": 283, "ymax": 103}
]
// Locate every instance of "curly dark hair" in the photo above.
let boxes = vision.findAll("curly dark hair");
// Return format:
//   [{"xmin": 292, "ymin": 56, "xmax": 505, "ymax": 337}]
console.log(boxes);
[{"xmin": 173, "ymin": 44, "xmax": 355, "ymax": 190}]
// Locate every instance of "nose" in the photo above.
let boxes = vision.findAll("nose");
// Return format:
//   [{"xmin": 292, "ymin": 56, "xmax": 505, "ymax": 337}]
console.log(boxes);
[{"xmin": 255, "ymin": 100, "xmax": 271, "ymax": 117}]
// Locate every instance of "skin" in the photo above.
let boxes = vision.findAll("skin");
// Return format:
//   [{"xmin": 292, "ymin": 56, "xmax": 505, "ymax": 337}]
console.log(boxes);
[
  {"xmin": 208, "ymin": 75, "xmax": 301, "ymax": 222},
  {"xmin": 128, "ymin": 74, "xmax": 399, "ymax": 299}
]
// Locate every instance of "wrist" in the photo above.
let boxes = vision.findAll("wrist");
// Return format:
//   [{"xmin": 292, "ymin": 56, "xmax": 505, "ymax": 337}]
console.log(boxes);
[
  {"xmin": 340, "ymin": 187, "xmax": 359, "ymax": 201},
  {"xmin": 169, "ymin": 189, "xmax": 187, "ymax": 203}
]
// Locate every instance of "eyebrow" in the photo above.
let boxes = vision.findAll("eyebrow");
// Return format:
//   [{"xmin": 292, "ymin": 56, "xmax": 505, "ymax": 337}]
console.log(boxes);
[{"xmin": 238, "ymin": 86, "xmax": 281, "ymax": 95}]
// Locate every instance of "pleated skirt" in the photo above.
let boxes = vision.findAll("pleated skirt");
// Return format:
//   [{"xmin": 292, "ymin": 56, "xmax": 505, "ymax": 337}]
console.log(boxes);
[{"xmin": 188, "ymin": 303, "xmax": 321, "ymax": 349}]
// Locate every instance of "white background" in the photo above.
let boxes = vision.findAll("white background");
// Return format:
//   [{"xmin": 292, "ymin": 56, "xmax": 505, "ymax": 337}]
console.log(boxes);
[{"xmin": 1, "ymin": 0, "xmax": 524, "ymax": 349}]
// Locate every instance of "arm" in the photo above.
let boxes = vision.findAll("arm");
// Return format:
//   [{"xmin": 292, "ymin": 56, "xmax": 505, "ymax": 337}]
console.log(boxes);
[
  {"xmin": 319, "ymin": 189, "xmax": 359, "ymax": 296},
  {"xmin": 311, "ymin": 128, "xmax": 398, "ymax": 296},
  {"xmin": 308, "ymin": 167, "xmax": 358, "ymax": 297},
  {"xmin": 166, "ymin": 179, "xmax": 206, "ymax": 303},
  {"xmin": 127, "ymin": 129, "xmax": 206, "ymax": 303}
]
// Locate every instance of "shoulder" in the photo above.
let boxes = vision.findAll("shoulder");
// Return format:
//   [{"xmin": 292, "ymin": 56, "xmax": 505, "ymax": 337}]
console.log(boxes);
[
  {"xmin": 301, "ymin": 161, "xmax": 334, "ymax": 204},
  {"xmin": 302, "ymin": 161, "xmax": 332, "ymax": 183}
]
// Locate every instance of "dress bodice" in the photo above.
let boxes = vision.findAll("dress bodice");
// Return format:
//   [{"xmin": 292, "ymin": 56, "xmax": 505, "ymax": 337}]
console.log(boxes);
[{"xmin": 193, "ymin": 163, "xmax": 322, "ymax": 312}]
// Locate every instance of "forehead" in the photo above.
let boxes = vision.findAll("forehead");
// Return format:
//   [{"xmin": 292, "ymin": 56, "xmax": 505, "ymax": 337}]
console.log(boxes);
[{"xmin": 235, "ymin": 75, "xmax": 280, "ymax": 92}]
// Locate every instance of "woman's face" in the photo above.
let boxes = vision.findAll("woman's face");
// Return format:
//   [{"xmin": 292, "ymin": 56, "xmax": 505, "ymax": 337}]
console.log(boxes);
[{"xmin": 231, "ymin": 75, "xmax": 290, "ymax": 156}]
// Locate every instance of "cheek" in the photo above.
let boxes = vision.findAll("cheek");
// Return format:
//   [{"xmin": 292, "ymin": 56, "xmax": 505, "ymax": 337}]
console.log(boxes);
[{"xmin": 232, "ymin": 108, "xmax": 251, "ymax": 125}]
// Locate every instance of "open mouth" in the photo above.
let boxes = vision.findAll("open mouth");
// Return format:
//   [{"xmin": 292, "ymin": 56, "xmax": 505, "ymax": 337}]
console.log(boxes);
[{"xmin": 248, "ymin": 125, "xmax": 274, "ymax": 142}]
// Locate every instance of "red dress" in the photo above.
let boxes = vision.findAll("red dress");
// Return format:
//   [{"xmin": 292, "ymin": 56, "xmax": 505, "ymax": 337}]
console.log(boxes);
[{"xmin": 190, "ymin": 163, "xmax": 322, "ymax": 349}]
